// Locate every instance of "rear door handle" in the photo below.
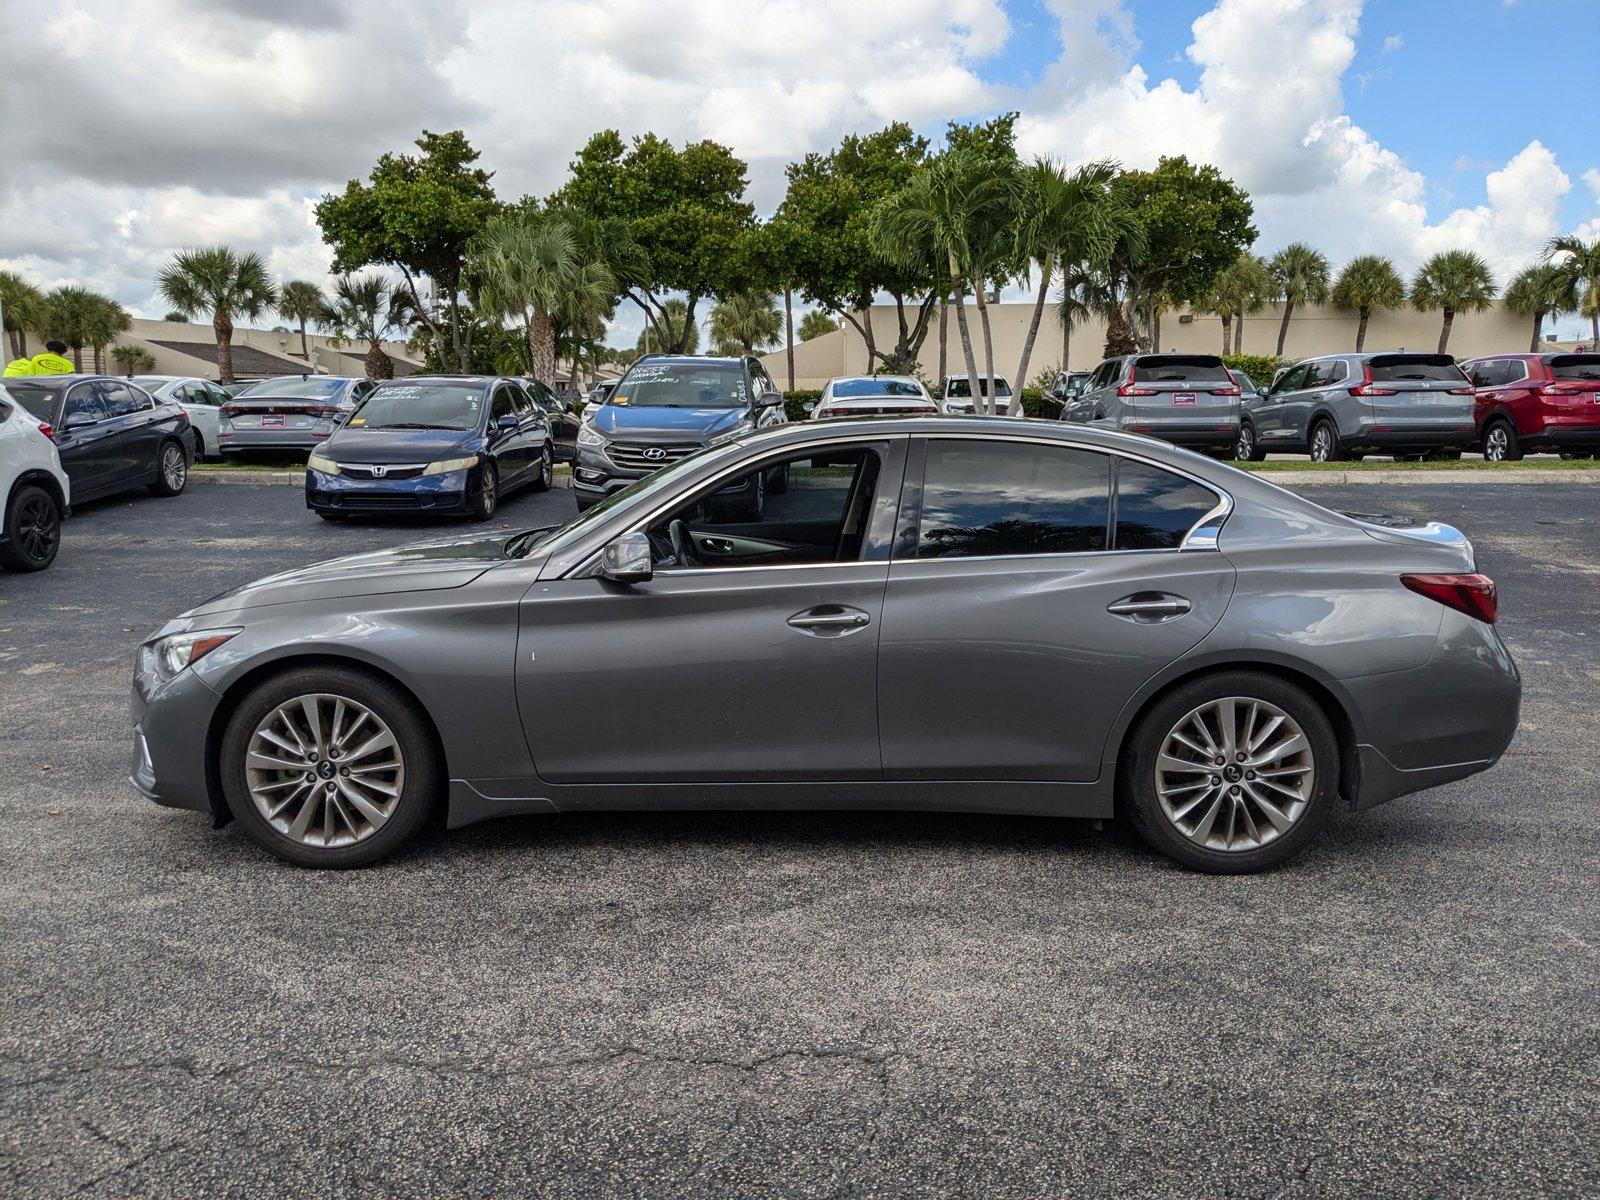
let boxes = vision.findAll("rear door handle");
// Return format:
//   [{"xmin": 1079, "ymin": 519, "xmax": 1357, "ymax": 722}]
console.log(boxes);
[
  {"xmin": 788, "ymin": 605, "xmax": 871, "ymax": 634},
  {"xmin": 1108, "ymin": 593, "xmax": 1191, "ymax": 622}
]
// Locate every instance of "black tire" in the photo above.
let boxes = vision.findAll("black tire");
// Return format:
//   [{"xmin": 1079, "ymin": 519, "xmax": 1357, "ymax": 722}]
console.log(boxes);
[
  {"xmin": 1308, "ymin": 419, "xmax": 1347, "ymax": 463},
  {"xmin": 0, "ymin": 484, "xmax": 61, "ymax": 572},
  {"xmin": 148, "ymin": 439, "xmax": 189, "ymax": 496},
  {"xmin": 1427, "ymin": 449, "xmax": 1462, "ymax": 461},
  {"xmin": 1234, "ymin": 422, "xmax": 1266, "ymax": 462},
  {"xmin": 1482, "ymin": 419, "xmax": 1522, "ymax": 462},
  {"xmin": 1121, "ymin": 671, "xmax": 1341, "ymax": 874},
  {"xmin": 530, "ymin": 443, "xmax": 553, "ymax": 492},
  {"xmin": 191, "ymin": 430, "xmax": 206, "ymax": 460},
  {"xmin": 219, "ymin": 665, "xmax": 442, "ymax": 868},
  {"xmin": 468, "ymin": 461, "xmax": 498, "ymax": 522}
]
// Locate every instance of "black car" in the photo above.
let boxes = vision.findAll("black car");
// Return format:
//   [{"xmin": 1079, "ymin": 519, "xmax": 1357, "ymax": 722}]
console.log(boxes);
[
  {"xmin": 520, "ymin": 377, "xmax": 581, "ymax": 462},
  {"xmin": 305, "ymin": 376, "xmax": 553, "ymax": 521},
  {"xmin": 5, "ymin": 376, "xmax": 193, "ymax": 503}
]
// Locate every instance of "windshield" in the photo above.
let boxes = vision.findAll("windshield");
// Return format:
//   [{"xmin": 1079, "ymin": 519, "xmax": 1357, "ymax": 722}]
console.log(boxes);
[
  {"xmin": 945, "ymin": 377, "xmax": 1012, "ymax": 398},
  {"xmin": 524, "ymin": 437, "xmax": 749, "ymax": 558},
  {"xmin": 833, "ymin": 378, "xmax": 922, "ymax": 398},
  {"xmin": 4, "ymin": 383, "xmax": 58, "ymax": 421},
  {"xmin": 1549, "ymin": 354, "xmax": 1600, "ymax": 381},
  {"xmin": 346, "ymin": 381, "xmax": 486, "ymax": 432},
  {"xmin": 1368, "ymin": 355, "xmax": 1468, "ymax": 383},
  {"xmin": 612, "ymin": 362, "xmax": 747, "ymax": 409},
  {"xmin": 238, "ymin": 377, "xmax": 346, "ymax": 399},
  {"xmin": 1133, "ymin": 356, "xmax": 1227, "ymax": 383}
]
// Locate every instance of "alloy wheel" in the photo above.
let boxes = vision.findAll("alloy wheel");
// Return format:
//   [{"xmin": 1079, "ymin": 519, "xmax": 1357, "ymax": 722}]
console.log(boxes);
[
  {"xmin": 245, "ymin": 692, "xmax": 405, "ymax": 848},
  {"xmin": 1236, "ymin": 426, "xmax": 1253, "ymax": 461},
  {"xmin": 1154, "ymin": 696, "xmax": 1315, "ymax": 853},
  {"xmin": 541, "ymin": 445, "xmax": 553, "ymax": 486},
  {"xmin": 17, "ymin": 493, "xmax": 59, "ymax": 563},
  {"xmin": 1485, "ymin": 427, "xmax": 1508, "ymax": 461},
  {"xmin": 162, "ymin": 444, "xmax": 187, "ymax": 490},
  {"xmin": 1310, "ymin": 426, "xmax": 1332, "ymax": 462}
]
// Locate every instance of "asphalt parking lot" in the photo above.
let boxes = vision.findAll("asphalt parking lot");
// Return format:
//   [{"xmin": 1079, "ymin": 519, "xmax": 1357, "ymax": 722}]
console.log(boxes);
[{"xmin": 3, "ymin": 479, "xmax": 1597, "ymax": 1198}]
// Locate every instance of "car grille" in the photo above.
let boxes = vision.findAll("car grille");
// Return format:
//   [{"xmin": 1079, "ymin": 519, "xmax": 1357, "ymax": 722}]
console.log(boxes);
[
  {"xmin": 341, "ymin": 464, "xmax": 425, "ymax": 480},
  {"xmin": 606, "ymin": 442, "xmax": 702, "ymax": 471},
  {"xmin": 326, "ymin": 494, "xmax": 434, "ymax": 509}
]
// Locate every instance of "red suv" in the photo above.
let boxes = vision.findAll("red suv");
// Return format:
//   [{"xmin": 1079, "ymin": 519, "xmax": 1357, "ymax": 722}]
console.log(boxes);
[{"xmin": 1462, "ymin": 353, "xmax": 1600, "ymax": 460}]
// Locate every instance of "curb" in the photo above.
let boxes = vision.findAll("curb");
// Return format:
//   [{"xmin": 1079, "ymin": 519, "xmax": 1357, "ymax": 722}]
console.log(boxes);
[
  {"xmin": 1248, "ymin": 469, "xmax": 1600, "ymax": 486},
  {"xmin": 191, "ymin": 470, "xmax": 575, "ymax": 489}
]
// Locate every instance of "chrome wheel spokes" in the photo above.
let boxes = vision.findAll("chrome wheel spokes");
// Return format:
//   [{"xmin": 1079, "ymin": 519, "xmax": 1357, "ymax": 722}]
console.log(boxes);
[
  {"xmin": 163, "ymin": 445, "xmax": 186, "ymax": 489},
  {"xmin": 1155, "ymin": 696, "xmax": 1314, "ymax": 853},
  {"xmin": 245, "ymin": 693, "xmax": 404, "ymax": 848}
]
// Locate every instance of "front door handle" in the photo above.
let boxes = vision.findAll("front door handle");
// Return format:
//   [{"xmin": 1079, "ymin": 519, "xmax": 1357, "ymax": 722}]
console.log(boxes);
[
  {"xmin": 787, "ymin": 605, "xmax": 871, "ymax": 635},
  {"xmin": 1107, "ymin": 593, "xmax": 1191, "ymax": 622}
]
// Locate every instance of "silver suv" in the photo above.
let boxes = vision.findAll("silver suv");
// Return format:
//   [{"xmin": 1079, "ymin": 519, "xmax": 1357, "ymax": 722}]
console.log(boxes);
[
  {"xmin": 1237, "ymin": 352, "xmax": 1476, "ymax": 462},
  {"xmin": 1066, "ymin": 354, "xmax": 1240, "ymax": 453}
]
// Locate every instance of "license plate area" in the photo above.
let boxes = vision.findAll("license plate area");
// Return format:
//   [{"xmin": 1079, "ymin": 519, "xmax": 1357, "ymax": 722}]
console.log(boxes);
[
  {"xmin": 261, "ymin": 415, "xmax": 285, "ymax": 428},
  {"xmin": 1172, "ymin": 392, "xmax": 1197, "ymax": 406}
]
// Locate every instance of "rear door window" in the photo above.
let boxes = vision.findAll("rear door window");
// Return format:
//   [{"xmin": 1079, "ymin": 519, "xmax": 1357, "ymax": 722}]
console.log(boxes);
[
  {"xmin": 916, "ymin": 440, "xmax": 1110, "ymax": 559},
  {"xmin": 1368, "ymin": 355, "xmax": 1468, "ymax": 383},
  {"xmin": 1115, "ymin": 460, "xmax": 1221, "ymax": 550},
  {"xmin": 98, "ymin": 381, "xmax": 143, "ymax": 417},
  {"xmin": 64, "ymin": 386, "xmax": 109, "ymax": 424}
]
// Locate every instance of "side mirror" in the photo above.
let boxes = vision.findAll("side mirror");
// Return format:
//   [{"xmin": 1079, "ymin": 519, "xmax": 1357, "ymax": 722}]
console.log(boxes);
[
  {"xmin": 496, "ymin": 413, "xmax": 518, "ymax": 430},
  {"xmin": 599, "ymin": 531, "xmax": 652, "ymax": 583},
  {"xmin": 802, "ymin": 401, "xmax": 817, "ymax": 414},
  {"xmin": 757, "ymin": 390, "xmax": 785, "ymax": 409}
]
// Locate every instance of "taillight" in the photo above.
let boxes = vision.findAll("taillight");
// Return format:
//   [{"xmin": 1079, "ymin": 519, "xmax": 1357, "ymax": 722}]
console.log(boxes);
[
  {"xmin": 1447, "ymin": 387, "xmax": 1473, "ymax": 395},
  {"xmin": 38, "ymin": 422, "xmax": 55, "ymax": 441},
  {"xmin": 1210, "ymin": 384, "xmax": 1241, "ymax": 396},
  {"xmin": 222, "ymin": 405, "xmax": 241, "ymax": 417},
  {"xmin": 1401, "ymin": 573, "xmax": 1497, "ymax": 624},
  {"xmin": 1117, "ymin": 385, "xmax": 1157, "ymax": 397},
  {"xmin": 1350, "ymin": 365, "xmax": 1396, "ymax": 397},
  {"xmin": 819, "ymin": 407, "xmax": 848, "ymax": 418},
  {"xmin": 1548, "ymin": 382, "xmax": 1598, "ymax": 395}
]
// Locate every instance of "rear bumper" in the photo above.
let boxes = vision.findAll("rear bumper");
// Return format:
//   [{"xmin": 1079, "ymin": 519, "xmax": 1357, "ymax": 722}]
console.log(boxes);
[
  {"xmin": 1527, "ymin": 423, "xmax": 1600, "ymax": 449},
  {"xmin": 1345, "ymin": 423, "xmax": 1476, "ymax": 453},
  {"xmin": 306, "ymin": 467, "xmax": 474, "ymax": 514},
  {"xmin": 220, "ymin": 426, "xmax": 334, "ymax": 453},
  {"xmin": 1118, "ymin": 419, "xmax": 1239, "ymax": 449}
]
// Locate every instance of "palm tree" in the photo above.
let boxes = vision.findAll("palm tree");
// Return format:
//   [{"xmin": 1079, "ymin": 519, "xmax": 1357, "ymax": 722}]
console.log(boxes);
[
  {"xmin": 1201, "ymin": 255, "xmax": 1269, "ymax": 355},
  {"xmin": 1055, "ymin": 265, "xmax": 1096, "ymax": 370},
  {"xmin": 1010, "ymin": 158, "xmax": 1124, "ymax": 392},
  {"xmin": 38, "ymin": 285, "xmax": 105, "ymax": 371},
  {"xmin": 798, "ymin": 310, "xmax": 838, "ymax": 341},
  {"xmin": 277, "ymin": 280, "xmax": 329, "ymax": 361},
  {"xmin": 1330, "ymin": 255, "xmax": 1405, "ymax": 352},
  {"xmin": 1410, "ymin": 250, "xmax": 1496, "ymax": 354},
  {"xmin": 156, "ymin": 246, "xmax": 276, "ymax": 383},
  {"xmin": 709, "ymin": 292, "xmax": 782, "ymax": 356},
  {"xmin": 324, "ymin": 274, "xmax": 414, "ymax": 379},
  {"xmin": 1543, "ymin": 234, "xmax": 1600, "ymax": 349},
  {"xmin": 111, "ymin": 345, "xmax": 157, "ymax": 374},
  {"xmin": 1503, "ymin": 263, "xmax": 1575, "ymax": 352},
  {"xmin": 635, "ymin": 298, "xmax": 698, "ymax": 355},
  {"xmin": 1267, "ymin": 243, "xmax": 1331, "ymax": 356},
  {"xmin": 871, "ymin": 147, "xmax": 1017, "ymax": 413},
  {"xmin": 84, "ymin": 296, "xmax": 132, "ymax": 373},
  {"xmin": 0, "ymin": 270, "xmax": 44, "ymax": 360}
]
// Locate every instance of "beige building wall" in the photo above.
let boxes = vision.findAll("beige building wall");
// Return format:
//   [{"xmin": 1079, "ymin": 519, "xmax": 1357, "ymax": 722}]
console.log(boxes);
[{"xmin": 762, "ymin": 301, "xmax": 1558, "ymax": 391}]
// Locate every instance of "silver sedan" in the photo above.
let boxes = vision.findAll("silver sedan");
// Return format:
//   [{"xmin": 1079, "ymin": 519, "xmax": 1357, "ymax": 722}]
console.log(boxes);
[{"xmin": 130, "ymin": 420, "xmax": 1520, "ymax": 873}]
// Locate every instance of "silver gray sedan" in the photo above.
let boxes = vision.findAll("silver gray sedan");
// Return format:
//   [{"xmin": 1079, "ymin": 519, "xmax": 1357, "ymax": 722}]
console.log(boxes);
[{"xmin": 130, "ymin": 420, "xmax": 1520, "ymax": 873}]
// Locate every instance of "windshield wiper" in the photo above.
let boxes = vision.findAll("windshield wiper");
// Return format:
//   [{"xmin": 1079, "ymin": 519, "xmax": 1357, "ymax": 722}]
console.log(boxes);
[{"xmin": 375, "ymin": 422, "xmax": 458, "ymax": 431}]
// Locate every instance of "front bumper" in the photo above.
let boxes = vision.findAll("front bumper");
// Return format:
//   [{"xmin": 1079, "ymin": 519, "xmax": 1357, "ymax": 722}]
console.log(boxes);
[
  {"xmin": 306, "ymin": 467, "xmax": 475, "ymax": 514},
  {"xmin": 129, "ymin": 667, "xmax": 225, "ymax": 819}
]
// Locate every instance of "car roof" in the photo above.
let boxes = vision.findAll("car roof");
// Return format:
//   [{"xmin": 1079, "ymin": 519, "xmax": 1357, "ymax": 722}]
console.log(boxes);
[{"xmin": 0, "ymin": 375, "xmax": 110, "ymax": 390}]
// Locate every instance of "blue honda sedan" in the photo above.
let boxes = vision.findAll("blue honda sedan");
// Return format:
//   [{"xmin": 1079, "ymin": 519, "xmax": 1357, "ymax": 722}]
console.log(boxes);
[{"xmin": 305, "ymin": 376, "xmax": 553, "ymax": 521}]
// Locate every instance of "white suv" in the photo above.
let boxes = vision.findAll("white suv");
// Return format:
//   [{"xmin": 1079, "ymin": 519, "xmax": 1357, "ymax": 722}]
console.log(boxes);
[{"xmin": 0, "ymin": 383, "xmax": 72, "ymax": 571}]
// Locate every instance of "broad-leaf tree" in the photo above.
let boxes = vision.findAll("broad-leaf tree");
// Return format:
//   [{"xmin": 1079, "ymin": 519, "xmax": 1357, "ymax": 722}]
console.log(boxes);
[
  {"xmin": 1503, "ymin": 262, "xmax": 1575, "ymax": 352},
  {"xmin": 1330, "ymin": 254, "xmax": 1405, "ymax": 352},
  {"xmin": 277, "ymin": 280, "xmax": 330, "ymax": 361},
  {"xmin": 316, "ymin": 131, "xmax": 499, "ymax": 372},
  {"xmin": 1543, "ymin": 234, "xmax": 1600, "ymax": 348},
  {"xmin": 1267, "ymin": 243, "xmax": 1331, "ymax": 355},
  {"xmin": 1410, "ymin": 250, "xmax": 1495, "ymax": 354},
  {"xmin": 0, "ymin": 270, "xmax": 44, "ymax": 359},
  {"xmin": 324, "ymin": 274, "xmax": 415, "ymax": 379},
  {"xmin": 156, "ymin": 246, "xmax": 277, "ymax": 382}
]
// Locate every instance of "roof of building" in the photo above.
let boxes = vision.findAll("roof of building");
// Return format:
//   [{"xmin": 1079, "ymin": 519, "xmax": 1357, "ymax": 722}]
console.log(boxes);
[{"xmin": 148, "ymin": 340, "xmax": 309, "ymax": 377}]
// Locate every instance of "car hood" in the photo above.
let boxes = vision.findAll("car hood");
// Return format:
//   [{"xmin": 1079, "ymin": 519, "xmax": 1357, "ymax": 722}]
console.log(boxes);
[
  {"xmin": 184, "ymin": 530, "xmax": 514, "ymax": 616},
  {"xmin": 322, "ymin": 429, "xmax": 480, "ymax": 464},
  {"xmin": 590, "ymin": 403, "xmax": 748, "ymax": 442}
]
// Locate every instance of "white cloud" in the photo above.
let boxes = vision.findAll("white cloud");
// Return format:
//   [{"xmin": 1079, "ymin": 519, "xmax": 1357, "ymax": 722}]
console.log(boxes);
[{"xmin": 1381, "ymin": 33, "xmax": 1402, "ymax": 53}]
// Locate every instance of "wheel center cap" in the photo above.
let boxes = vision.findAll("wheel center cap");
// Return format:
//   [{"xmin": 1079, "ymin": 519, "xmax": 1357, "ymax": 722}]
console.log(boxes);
[
  {"xmin": 1224, "ymin": 765, "xmax": 1242, "ymax": 782},
  {"xmin": 317, "ymin": 761, "xmax": 335, "ymax": 779}
]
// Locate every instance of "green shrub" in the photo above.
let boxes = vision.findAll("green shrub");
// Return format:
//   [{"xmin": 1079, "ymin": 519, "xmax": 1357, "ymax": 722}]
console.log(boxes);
[
  {"xmin": 1020, "ymin": 387, "xmax": 1063, "ymax": 420},
  {"xmin": 1223, "ymin": 354, "xmax": 1290, "ymax": 391},
  {"xmin": 782, "ymin": 390, "xmax": 822, "ymax": 422}
]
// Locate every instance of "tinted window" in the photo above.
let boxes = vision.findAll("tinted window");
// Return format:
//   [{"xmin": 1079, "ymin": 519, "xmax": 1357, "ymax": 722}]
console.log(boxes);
[
  {"xmin": 63, "ymin": 386, "xmax": 108, "ymax": 424},
  {"xmin": 1469, "ymin": 359, "xmax": 1513, "ymax": 387},
  {"xmin": 6, "ymin": 383, "xmax": 61, "ymax": 422},
  {"xmin": 490, "ymin": 386, "xmax": 519, "ymax": 423},
  {"xmin": 1131, "ymin": 356, "xmax": 1227, "ymax": 383},
  {"xmin": 1303, "ymin": 360, "xmax": 1344, "ymax": 388},
  {"xmin": 99, "ymin": 381, "xmax": 143, "ymax": 417},
  {"xmin": 1368, "ymin": 355, "xmax": 1468, "ymax": 383},
  {"xmin": 944, "ymin": 377, "xmax": 1012, "ymax": 398},
  {"xmin": 917, "ymin": 440, "xmax": 1109, "ymax": 559},
  {"xmin": 1548, "ymin": 355, "xmax": 1600, "ymax": 382},
  {"xmin": 1272, "ymin": 364, "xmax": 1308, "ymax": 394},
  {"xmin": 1115, "ymin": 460, "xmax": 1220, "ymax": 550}
]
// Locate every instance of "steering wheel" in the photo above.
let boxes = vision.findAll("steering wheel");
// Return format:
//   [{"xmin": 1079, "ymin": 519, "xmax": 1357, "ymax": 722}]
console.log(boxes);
[{"xmin": 668, "ymin": 518, "xmax": 701, "ymax": 568}]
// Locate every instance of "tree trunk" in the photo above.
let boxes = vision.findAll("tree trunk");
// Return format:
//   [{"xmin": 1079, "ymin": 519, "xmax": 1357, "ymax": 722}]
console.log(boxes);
[
  {"xmin": 974, "ymin": 288, "xmax": 998, "ymax": 416},
  {"xmin": 861, "ymin": 305, "xmax": 876, "ymax": 372},
  {"xmin": 1438, "ymin": 308, "xmax": 1455, "ymax": 354},
  {"xmin": 783, "ymin": 286, "xmax": 794, "ymax": 391},
  {"xmin": 1233, "ymin": 313, "xmax": 1244, "ymax": 354},
  {"xmin": 1591, "ymin": 310, "xmax": 1597, "ymax": 349},
  {"xmin": 1014, "ymin": 256, "xmax": 1053, "ymax": 400},
  {"xmin": 365, "ymin": 342, "xmax": 394, "ymax": 380},
  {"xmin": 214, "ymin": 309, "xmax": 234, "ymax": 384},
  {"xmin": 1103, "ymin": 307, "xmax": 1139, "ymax": 356},
  {"xmin": 529, "ymin": 309, "xmax": 557, "ymax": 386},
  {"xmin": 1355, "ymin": 307, "xmax": 1370, "ymax": 353},
  {"xmin": 938, "ymin": 292, "xmax": 948, "ymax": 385},
  {"xmin": 1151, "ymin": 306, "xmax": 1162, "ymax": 353},
  {"xmin": 1060, "ymin": 304, "xmax": 1069, "ymax": 369},
  {"xmin": 950, "ymin": 266, "xmax": 982, "ymax": 416},
  {"xmin": 1275, "ymin": 298, "xmax": 1294, "ymax": 356},
  {"xmin": 1220, "ymin": 313, "xmax": 1232, "ymax": 355},
  {"xmin": 1528, "ymin": 312, "xmax": 1542, "ymax": 353},
  {"xmin": 299, "ymin": 318, "xmax": 311, "ymax": 360}
]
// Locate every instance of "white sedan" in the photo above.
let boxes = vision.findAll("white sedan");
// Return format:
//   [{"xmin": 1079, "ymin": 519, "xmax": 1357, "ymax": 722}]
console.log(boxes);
[
  {"xmin": 132, "ymin": 375, "xmax": 230, "ymax": 460},
  {"xmin": 810, "ymin": 375, "xmax": 939, "ymax": 419}
]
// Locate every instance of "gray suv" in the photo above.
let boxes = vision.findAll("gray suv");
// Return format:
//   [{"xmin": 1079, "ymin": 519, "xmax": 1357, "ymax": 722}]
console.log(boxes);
[
  {"xmin": 1237, "ymin": 352, "xmax": 1477, "ymax": 462},
  {"xmin": 1066, "ymin": 355, "xmax": 1240, "ymax": 453}
]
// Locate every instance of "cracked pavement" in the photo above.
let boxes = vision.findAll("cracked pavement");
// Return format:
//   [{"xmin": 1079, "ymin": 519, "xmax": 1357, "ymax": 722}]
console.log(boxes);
[{"xmin": 2, "ymin": 480, "xmax": 1597, "ymax": 1197}]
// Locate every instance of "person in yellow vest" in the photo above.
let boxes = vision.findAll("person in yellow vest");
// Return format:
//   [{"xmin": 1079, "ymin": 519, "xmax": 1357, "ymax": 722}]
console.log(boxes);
[
  {"xmin": 2, "ymin": 355, "xmax": 32, "ymax": 376},
  {"xmin": 29, "ymin": 340, "xmax": 74, "ymax": 375}
]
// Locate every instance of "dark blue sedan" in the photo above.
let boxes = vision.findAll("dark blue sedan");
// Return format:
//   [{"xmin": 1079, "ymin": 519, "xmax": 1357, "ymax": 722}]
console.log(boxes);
[{"xmin": 305, "ymin": 376, "xmax": 553, "ymax": 521}]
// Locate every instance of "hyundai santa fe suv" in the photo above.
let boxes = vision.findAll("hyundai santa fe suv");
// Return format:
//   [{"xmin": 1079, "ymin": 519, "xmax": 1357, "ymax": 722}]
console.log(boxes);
[
  {"xmin": 574, "ymin": 355, "xmax": 787, "ymax": 512},
  {"xmin": 1238, "ymin": 352, "xmax": 1476, "ymax": 462},
  {"xmin": 1461, "ymin": 352, "xmax": 1600, "ymax": 460},
  {"xmin": 1068, "ymin": 354, "xmax": 1241, "ymax": 453}
]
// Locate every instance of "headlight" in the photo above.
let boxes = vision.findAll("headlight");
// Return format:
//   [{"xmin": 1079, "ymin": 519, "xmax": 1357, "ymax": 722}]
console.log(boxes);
[
  {"xmin": 422, "ymin": 455, "xmax": 479, "ymax": 476},
  {"xmin": 577, "ymin": 425, "xmax": 606, "ymax": 447},
  {"xmin": 307, "ymin": 452, "xmax": 340, "ymax": 475},
  {"xmin": 138, "ymin": 627, "xmax": 241, "ymax": 688}
]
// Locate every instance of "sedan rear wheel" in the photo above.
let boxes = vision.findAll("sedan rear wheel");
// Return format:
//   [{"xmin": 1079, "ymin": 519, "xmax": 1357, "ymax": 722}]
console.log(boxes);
[
  {"xmin": 1124, "ymin": 672, "xmax": 1339, "ymax": 873},
  {"xmin": 149, "ymin": 439, "xmax": 189, "ymax": 496},
  {"xmin": 220, "ymin": 667, "xmax": 440, "ymax": 867},
  {"xmin": 531, "ymin": 443, "xmax": 553, "ymax": 492}
]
